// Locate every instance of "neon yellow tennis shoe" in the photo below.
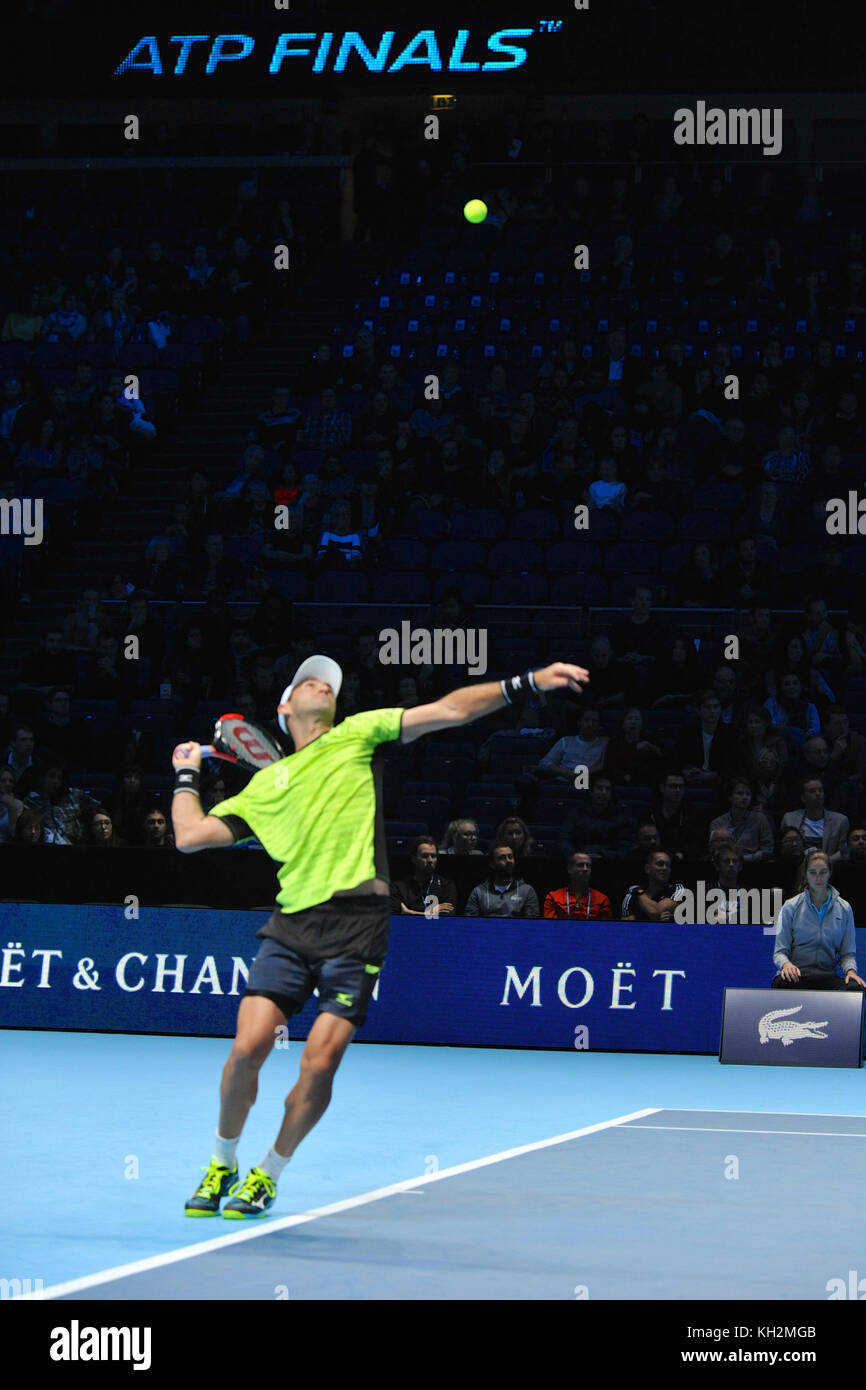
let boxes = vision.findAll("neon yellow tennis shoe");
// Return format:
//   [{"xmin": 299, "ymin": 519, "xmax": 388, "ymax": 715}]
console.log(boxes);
[
  {"xmin": 185, "ymin": 1159, "xmax": 239, "ymax": 1217},
  {"xmin": 222, "ymin": 1166, "xmax": 277, "ymax": 1219}
]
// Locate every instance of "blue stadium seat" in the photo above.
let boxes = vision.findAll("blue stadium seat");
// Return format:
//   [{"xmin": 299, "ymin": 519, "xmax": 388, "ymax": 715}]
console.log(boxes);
[
  {"xmin": 491, "ymin": 574, "xmax": 549, "ymax": 605},
  {"xmin": 433, "ymin": 740, "xmax": 478, "ymax": 760},
  {"xmin": 431, "ymin": 540, "xmax": 487, "ymax": 572},
  {"xmin": 508, "ymin": 510, "xmax": 560, "ymax": 542},
  {"xmin": 463, "ymin": 796, "xmax": 516, "ymax": 823},
  {"xmin": 662, "ymin": 541, "xmax": 694, "ymax": 574},
  {"xmin": 75, "ymin": 771, "xmax": 116, "ymax": 796},
  {"xmin": 385, "ymin": 821, "xmax": 429, "ymax": 838},
  {"xmin": 547, "ymin": 540, "xmax": 602, "ymax": 573},
  {"xmin": 401, "ymin": 510, "xmax": 449, "ymax": 540},
  {"xmin": 450, "ymin": 509, "xmax": 507, "ymax": 540},
  {"xmin": 374, "ymin": 539, "xmax": 427, "ymax": 569},
  {"xmin": 433, "ymin": 572, "xmax": 490, "ymax": 602},
  {"xmin": 603, "ymin": 542, "xmax": 659, "ymax": 574},
  {"xmin": 312, "ymin": 572, "xmax": 370, "ymax": 601},
  {"xmin": 491, "ymin": 639, "xmax": 539, "ymax": 671},
  {"xmin": 676, "ymin": 511, "xmax": 731, "ymax": 542},
  {"xmin": 465, "ymin": 780, "xmax": 517, "ymax": 800},
  {"xmin": 401, "ymin": 781, "xmax": 453, "ymax": 800},
  {"xmin": 550, "ymin": 573, "xmax": 608, "ymax": 605},
  {"xmin": 396, "ymin": 796, "xmax": 451, "ymax": 831},
  {"xmin": 618, "ymin": 511, "xmax": 675, "ymax": 543},
  {"xmin": 691, "ymin": 482, "xmax": 747, "ymax": 514},
  {"xmin": 533, "ymin": 792, "xmax": 579, "ymax": 817},
  {"xmin": 487, "ymin": 541, "xmax": 543, "ymax": 573},
  {"xmin": 484, "ymin": 733, "xmax": 554, "ymax": 757},
  {"xmin": 189, "ymin": 702, "xmax": 230, "ymax": 741},
  {"xmin": 480, "ymin": 751, "xmax": 533, "ymax": 777},
  {"xmin": 70, "ymin": 699, "xmax": 117, "ymax": 723},
  {"xmin": 370, "ymin": 571, "xmax": 431, "ymax": 602},
  {"xmin": 531, "ymin": 828, "xmax": 566, "ymax": 853},
  {"xmin": 126, "ymin": 698, "xmax": 177, "ymax": 723},
  {"xmin": 419, "ymin": 755, "xmax": 474, "ymax": 788}
]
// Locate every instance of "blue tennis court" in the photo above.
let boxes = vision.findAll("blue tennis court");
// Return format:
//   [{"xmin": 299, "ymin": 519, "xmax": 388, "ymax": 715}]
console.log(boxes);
[{"xmin": 3, "ymin": 1030, "xmax": 865, "ymax": 1300}]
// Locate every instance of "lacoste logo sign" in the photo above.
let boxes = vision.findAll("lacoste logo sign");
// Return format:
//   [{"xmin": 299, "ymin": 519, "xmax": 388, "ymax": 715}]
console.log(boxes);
[{"xmin": 758, "ymin": 1005, "xmax": 829, "ymax": 1046}]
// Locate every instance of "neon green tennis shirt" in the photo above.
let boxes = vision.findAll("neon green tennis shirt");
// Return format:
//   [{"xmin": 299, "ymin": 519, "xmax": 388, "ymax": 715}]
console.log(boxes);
[{"xmin": 208, "ymin": 706, "xmax": 405, "ymax": 913}]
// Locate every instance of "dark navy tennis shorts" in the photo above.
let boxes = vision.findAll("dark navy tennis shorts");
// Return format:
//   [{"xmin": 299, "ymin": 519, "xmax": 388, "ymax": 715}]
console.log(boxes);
[{"xmin": 244, "ymin": 893, "xmax": 389, "ymax": 1027}]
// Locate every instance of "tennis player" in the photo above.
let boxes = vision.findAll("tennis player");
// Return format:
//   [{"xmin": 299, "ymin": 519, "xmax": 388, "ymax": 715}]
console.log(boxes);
[{"xmin": 174, "ymin": 654, "xmax": 588, "ymax": 1218}]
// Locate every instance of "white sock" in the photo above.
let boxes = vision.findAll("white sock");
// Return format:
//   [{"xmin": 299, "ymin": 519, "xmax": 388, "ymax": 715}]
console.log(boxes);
[
  {"xmin": 213, "ymin": 1132, "xmax": 239, "ymax": 1169},
  {"xmin": 259, "ymin": 1147, "xmax": 291, "ymax": 1183}
]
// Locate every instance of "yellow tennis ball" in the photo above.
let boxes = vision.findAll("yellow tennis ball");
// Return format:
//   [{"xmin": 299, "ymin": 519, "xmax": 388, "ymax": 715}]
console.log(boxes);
[{"xmin": 463, "ymin": 199, "xmax": 488, "ymax": 224}]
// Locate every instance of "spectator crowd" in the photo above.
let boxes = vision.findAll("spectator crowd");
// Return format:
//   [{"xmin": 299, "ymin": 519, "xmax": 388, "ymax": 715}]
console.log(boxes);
[{"xmin": 2, "ymin": 106, "xmax": 866, "ymax": 936}]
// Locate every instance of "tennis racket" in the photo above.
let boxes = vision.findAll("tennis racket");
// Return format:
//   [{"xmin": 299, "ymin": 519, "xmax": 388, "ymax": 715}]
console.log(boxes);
[{"xmin": 176, "ymin": 713, "xmax": 284, "ymax": 771}]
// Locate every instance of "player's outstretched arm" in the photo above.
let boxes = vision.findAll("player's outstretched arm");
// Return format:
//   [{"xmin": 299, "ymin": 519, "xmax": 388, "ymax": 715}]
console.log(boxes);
[
  {"xmin": 171, "ymin": 741, "xmax": 235, "ymax": 852},
  {"xmin": 400, "ymin": 662, "xmax": 589, "ymax": 745}
]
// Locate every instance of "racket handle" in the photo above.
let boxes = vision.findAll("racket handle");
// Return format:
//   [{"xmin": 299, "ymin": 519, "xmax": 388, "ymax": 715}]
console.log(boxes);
[{"xmin": 199, "ymin": 745, "xmax": 217, "ymax": 758}]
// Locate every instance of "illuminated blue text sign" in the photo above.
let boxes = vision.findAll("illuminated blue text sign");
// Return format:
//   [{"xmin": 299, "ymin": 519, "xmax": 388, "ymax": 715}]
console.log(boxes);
[
  {"xmin": 114, "ymin": 28, "xmax": 540, "ymax": 78},
  {"xmin": 6, "ymin": 905, "xmax": 864, "ymax": 1054}
]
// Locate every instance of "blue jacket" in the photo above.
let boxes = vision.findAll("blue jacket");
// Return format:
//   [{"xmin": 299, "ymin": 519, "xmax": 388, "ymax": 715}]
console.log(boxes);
[{"xmin": 772, "ymin": 888, "xmax": 857, "ymax": 976}]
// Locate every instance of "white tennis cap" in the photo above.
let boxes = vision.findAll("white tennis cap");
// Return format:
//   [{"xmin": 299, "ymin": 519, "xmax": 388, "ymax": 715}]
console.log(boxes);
[{"xmin": 278, "ymin": 655, "xmax": 343, "ymax": 733}]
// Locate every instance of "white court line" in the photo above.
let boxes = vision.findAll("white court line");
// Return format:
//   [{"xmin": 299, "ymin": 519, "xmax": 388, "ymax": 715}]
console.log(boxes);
[
  {"xmin": 25, "ymin": 1106, "xmax": 660, "ymax": 1300},
  {"xmin": 655, "ymin": 1107, "xmax": 866, "ymax": 1118},
  {"xmin": 627, "ymin": 1124, "xmax": 866, "ymax": 1138}
]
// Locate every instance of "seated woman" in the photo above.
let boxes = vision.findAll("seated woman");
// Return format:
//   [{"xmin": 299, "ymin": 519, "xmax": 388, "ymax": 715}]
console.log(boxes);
[
  {"xmin": 494, "ymin": 815, "xmax": 536, "ymax": 863},
  {"xmin": 86, "ymin": 804, "xmax": 126, "ymax": 847},
  {"xmin": 767, "ymin": 632, "xmax": 835, "ymax": 706},
  {"xmin": 764, "ymin": 671, "xmax": 821, "ymax": 750},
  {"xmin": 439, "ymin": 818, "xmax": 485, "ymax": 856},
  {"xmin": 772, "ymin": 848, "xmax": 865, "ymax": 990}
]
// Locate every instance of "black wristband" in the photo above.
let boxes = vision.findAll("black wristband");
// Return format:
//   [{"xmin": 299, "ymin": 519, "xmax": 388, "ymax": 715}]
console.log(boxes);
[
  {"xmin": 501, "ymin": 673, "xmax": 532, "ymax": 705},
  {"xmin": 173, "ymin": 767, "xmax": 201, "ymax": 797}
]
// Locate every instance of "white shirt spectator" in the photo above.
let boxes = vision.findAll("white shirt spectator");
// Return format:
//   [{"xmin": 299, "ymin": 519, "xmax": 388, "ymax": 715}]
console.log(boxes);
[{"xmin": 539, "ymin": 732, "xmax": 608, "ymax": 775}]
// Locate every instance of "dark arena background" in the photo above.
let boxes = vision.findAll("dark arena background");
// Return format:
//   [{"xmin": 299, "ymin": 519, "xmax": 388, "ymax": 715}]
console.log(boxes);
[{"xmin": 3, "ymin": 0, "xmax": 866, "ymax": 1343}]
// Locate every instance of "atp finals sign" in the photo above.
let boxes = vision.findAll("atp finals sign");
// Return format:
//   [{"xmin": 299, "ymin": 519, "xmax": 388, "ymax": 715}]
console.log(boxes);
[{"xmin": 114, "ymin": 28, "xmax": 540, "ymax": 79}]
